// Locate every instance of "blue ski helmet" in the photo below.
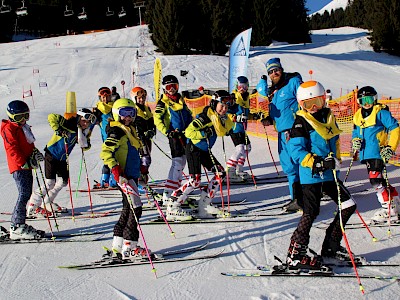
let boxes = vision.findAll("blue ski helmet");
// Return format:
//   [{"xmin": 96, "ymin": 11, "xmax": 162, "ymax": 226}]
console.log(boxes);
[{"xmin": 6, "ymin": 100, "xmax": 30, "ymax": 123}]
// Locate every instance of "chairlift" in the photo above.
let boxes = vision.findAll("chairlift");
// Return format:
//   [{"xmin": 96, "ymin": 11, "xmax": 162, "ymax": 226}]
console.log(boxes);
[
  {"xmin": 64, "ymin": 5, "xmax": 74, "ymax": 17},
  {"xmin": 106, "ymin": 7, "xmax": 114, "ymax": 17},
  {"xmin": 118, "ymin": 7, "xmax": 126, "ymax": 18},
  {"xmin": 77, "ymin": 7, "xmax": 87, "ymax": 20},
  {"xmin": 0, "ymin": 0, "xmax": 11, "ymax": 14},
  {"xmin": 15, "ymin": 0, "xmax": 27, "ymax": 16}
]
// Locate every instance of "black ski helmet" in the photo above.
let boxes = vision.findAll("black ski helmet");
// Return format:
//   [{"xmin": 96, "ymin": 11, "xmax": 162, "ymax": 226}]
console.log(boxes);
[
  {"xmin": 162, "ymin": 75, "xmax": 179, "ymax": 85},
  {"xmin": 210, "ymin": 90, "xmax": 232, "ymax": 110},
  {"xmin": 357, "ymin": 86, "xmax": 377, "ymax": 105},
  {"xmin": 6, "ymin": 100, "xmax": 30, "ymax": 122}
]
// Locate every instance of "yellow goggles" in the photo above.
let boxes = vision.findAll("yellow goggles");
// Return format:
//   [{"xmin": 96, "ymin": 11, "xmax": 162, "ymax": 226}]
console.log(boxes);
[{"xmin": 301, "ymin": 96, "xmax": 325, "ymax": 110}]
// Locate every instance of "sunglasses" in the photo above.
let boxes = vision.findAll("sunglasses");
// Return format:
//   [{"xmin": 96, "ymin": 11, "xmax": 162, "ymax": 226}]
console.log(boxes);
[
  {"xmin": 358, "ymin": 95, "xmax": 376, "ymax": 106},
  {"xmin": 98, "ymin": 89, "xmax": 111, "ymax": 97},
  {"xmin": 119, "ymin": 106, "xmax": 136, "ymax": 118},
  {"xmin": 77, "ymin": 111, "xmax": 97, "ymax": 124},
  {"xmin": 301, "ymin": 96, "xmax": 325, "ymax": 110},
  {"xmin": 165, "ymin": 83, "xmax": 178, "ymax": 93},
  {"xmin": 237, "ymin": 82, "xmax": 249, "ymax": 92},
  {"xmin": 12, "ymin": 112, "xmax": 30, "ymax": 123},
  {"xmin": 268, "ymin": 68, "xmax": 281, "ymax": 75}
]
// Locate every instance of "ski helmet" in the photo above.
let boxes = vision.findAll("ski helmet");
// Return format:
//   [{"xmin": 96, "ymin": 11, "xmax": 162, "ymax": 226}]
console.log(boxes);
[
  {"xmin": 112, "ymin": 98, "xmax": 136, "ymax": 122},
  {"xmin": 98, "ymin": 87, "xmax": 111, "ymax": 97},
  {"xmin": 296, "ymin": 81, "xmax": 326, "ymax": 111},
  {"xmin": 77, "ymin": 108, "xmax": 97, "ymax": 124},
  {"xmin": 162, "ymin": 75, "xmax": 179, "ymax": 93},
  {"xmin": 357, "ymin": 86, "xmax": 377, "ymax": 106},
  {"xmin": 6, "ymin": 100, "xmax": 30, "ymax": 123},
  {"xmin": 235, "ymin": 76, "xmax": 249, "ymax": 92},
  {"xmin": 256, "ymin": 76, "xmax": 269, "ymax": 97},
  {"xmin": 210, "ymin": 90, "xmax": 232, "ymax": 110}
]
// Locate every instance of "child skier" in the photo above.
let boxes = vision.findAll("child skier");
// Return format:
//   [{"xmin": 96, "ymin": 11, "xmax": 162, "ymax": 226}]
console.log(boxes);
[
  {"xmin": 27, "ymin": 108, "xmax": 96, "ymax": 216},
  {"xmin": 168, "ymin": 90, "xmax": 234, "ymax": 221},
  {"xmin": 131, "ymin": 87, "xmax": 156, "ymax": 184},
  {"xmin": 352, "ymin": 86, "xmax": 400, "ymax": 223},
  {"xmin": 286, "ymin": 81, "xmax": 357, "ymax": 269},
  {"xmin": 100, "ymin": 98, "xmax": 148, "ymax": 259},
  {"xmin": 93, "ymin": 87, "xmax": 117, "ymax": 188},
  {"xmin": 1, "ymin": 100, "xmax": 45, "ymax": 239},
  {"xmin": 226, "ymin": 76, "xmax": 252, "ymax": 182},
  {"xmin": 153, "ymin": 75, "xmax": 193, "ymax": 204}
]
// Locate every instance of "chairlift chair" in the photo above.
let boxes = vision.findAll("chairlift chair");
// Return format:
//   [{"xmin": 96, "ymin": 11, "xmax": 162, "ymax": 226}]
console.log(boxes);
[
  {"xmin": 77, "ymin": 7, "xmax": 87, "ymax": 20},
  {"xmin": 16, "ymin": 0, "xmax": 27, "ymax": 16},
  {"xmin": 64, "ymin": 5, "xmax": 74, "ymax": 17},
  {"xmin": 118, "ymin": 7, "xmax": 126, "ymax": 18},
  {"xmin": 106, "ymin": 7, "xmax": 114, "ymax": 17},
  {"xmin": 0, "ymin": 0, "xmax": 11, "ymax": 14}
]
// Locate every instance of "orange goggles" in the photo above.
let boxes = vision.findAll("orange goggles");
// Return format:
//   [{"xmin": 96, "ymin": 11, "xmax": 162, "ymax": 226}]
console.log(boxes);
[
  {"xmin": 165, "ymin": 83, "xmax": 178, "ymax": 92},
  {"xmin": 98, "ymin": 88, "xmax": 111, "ymax": 97},
  {"xmin": 301, "ymin": 96, "xmax": 325, "ymax": 110}
]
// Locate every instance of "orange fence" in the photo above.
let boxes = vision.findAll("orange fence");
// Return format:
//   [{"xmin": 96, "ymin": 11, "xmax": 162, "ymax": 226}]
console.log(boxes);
[{"xmin": 148, "ymin": 91, "xmax": 400, "ymax": 166}]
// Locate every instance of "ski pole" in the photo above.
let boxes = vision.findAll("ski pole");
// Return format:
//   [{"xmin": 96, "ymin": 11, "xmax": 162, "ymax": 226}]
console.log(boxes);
[
  {"xmin": 221, "ymin": 137, "xmax": 231, "ymax": 209},
  {"xmin": 33, "ymin": 168, "xmax": 55, "ymax": 239},
  {"xmin": 343, "ymin": 150, "xmax": 358, "ymax": 183},
  {"xmin": 245, "ymin": 135, "xmax": 257, "ymax": 188},
  {"xmin": 263, "ymin": 125, "xmax": 280, "ymax": 176},
  {"xmin": 63, "ymin": 138, "xmax": 75, "ymax": 221},
  {"xmin": 73, "ymin": 153, "xmax": 84, "ymax": 206},
  {"xmin": 144, "ymin": 185, "xmax": 175, "ymax": 237},
  {"xmin": 37, "ymin": 163, "xmax": 59, "ymax": 230},
  {"xmin": 382, "ymin": 165, "xmax": 393, "ymax": 238},
  {"xmin": 333, "ymin": 167, "xmax": 365, "ymax": 294},
  {"xmin": 81, "ymin": 149, "xmax": 94, "ymax": 217},
  {"xmin": 120, "ymin": 182, "xmax": 157, "ymax": 277}
]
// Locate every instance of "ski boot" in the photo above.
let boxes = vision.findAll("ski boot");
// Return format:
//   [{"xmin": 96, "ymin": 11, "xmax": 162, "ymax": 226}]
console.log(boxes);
[
  {"xmin": 195, "ymin": 192, "xmax": 230, "ymax": 219},
  {"xmin": 282, "ymin": 199, "xmax": 302, "ymax": 213},
  {"xmin": 27, "ymin": 203, "xmax": 53, "ymax": 218},
  {"xmin": 227, "ymin": 167, "xmax": 246, "ymax": 183},
  {"xmin": 1, "ymin": 226, "xmax": 9, "ymax": 241},
  {"xmin": 42, "ymin": 202, "xmax": 68, "ymax": 214},
  {"xmin": 166, "ymin": 197, "xmax": 193, "ymax": 221},
  {"xmin": 9, "ymin": 224, "xmax": 45, "ymax": 240}
]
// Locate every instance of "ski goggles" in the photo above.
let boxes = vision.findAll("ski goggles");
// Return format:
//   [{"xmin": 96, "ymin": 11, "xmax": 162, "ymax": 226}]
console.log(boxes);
[
  {"xmin": 118, "ymin": 106, "xmax": 136, "ymax": 118},
  {"xmin": 217, "ymin": 96, "xmax": 232, "ymax": 107},
  {"xmin": 77, "ymin": 111, "xmax": 97, "ymax": 124},
  {"xmin": 358, "ymin": 95, "xmax": 376, "ymax": 106},
  {"xmin": 10, "ymin": 112, "xmax": 30, "ymax": 123},
  {"xmin": 237, "ymin": 82, "xmax": 249, "ymax": 92},
  {"xmin": 267, "ymin": 68, "xmax": 281, "ymax": 75},
  {"xmin": 98, "ymin": 88, "xmax": 111, "ymax": 97},
  {"xmin": 165, "ymin": 83, "xmax": 178, "ymax": 93},
  {"xmin": 300, "ymin": 96, "xmax": 325, "ymax": 110}
]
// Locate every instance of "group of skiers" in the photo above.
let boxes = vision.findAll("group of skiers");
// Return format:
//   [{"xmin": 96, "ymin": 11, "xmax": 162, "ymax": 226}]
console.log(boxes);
[{"xmin": 1, "ymin": 57, "xmax": 399, "ymax": 269}]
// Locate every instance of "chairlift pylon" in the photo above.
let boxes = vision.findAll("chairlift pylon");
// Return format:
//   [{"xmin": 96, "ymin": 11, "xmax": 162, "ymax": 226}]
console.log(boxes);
[
  {"xmin": 16, "ymin": 0, "xmax": 28, "ymax": 16},
  {"xmin": 77, "ymin": 7, "xmax": 87, "ymax": 20},
  {"xmin": 0, "ymin": 0, "xmax": 11, "ymax": 14},
  {"xmin": 106, "ymin": 6, "xmax": 114, "ymax": 17},
  {"xmin": 64, "ymin": 5, "xmax": 74, "ymax": 17},
  {"xmin": 118, "ymin": 6, "xmax": 126, "ymax": 18}
]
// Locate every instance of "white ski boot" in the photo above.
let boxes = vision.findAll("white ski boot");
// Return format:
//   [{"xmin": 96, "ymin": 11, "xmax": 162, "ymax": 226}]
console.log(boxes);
[
  {"xmin": 196, "ymin": 192, "xmax": 229, "ymax": 219},
  {"xmin": 227, "ymin": 167, "xmax": 245, "ymax": 183},
  {"xmin": 236, "ymin": 164, "xmax": 251, "ymax": 180},
  {"xmin": 9, "ymin": 224, "xmax": 45, "ymax": 240},
  {"xmin": 122, "ymin": 240, "xmax": 151, "ymax": 260},
  {"xmin": 27, "ymin": 203, "xmax": 52, "ymax": 218},
  {"xmin": 370, "ymin": 204, "xmax": 399, "ymax": 224},
  {"xmin": 166, "ymin": 197, "xmax": 193, "ymax": 221}
]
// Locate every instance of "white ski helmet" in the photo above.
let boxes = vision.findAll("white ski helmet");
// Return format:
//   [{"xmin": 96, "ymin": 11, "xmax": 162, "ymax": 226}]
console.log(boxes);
[{"xmin": 297, "ymin": 81, "xmax": 325, "ymax": 102}]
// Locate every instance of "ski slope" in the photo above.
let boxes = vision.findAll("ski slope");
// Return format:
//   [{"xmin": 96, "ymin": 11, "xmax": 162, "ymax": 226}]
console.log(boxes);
[{"xmin": 0, "ymin": 25, "xmax": 399, "ymax": 299}]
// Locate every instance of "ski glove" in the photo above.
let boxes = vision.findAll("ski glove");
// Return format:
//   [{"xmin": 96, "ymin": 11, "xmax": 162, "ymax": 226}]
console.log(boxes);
[
  {"xmin": 235, "ymin": 114, "xmax": 248, "ymax": 123},
  {"xmin": 352, "ymin": 138, "xmax": 362, "ymax": 152},
  {"xmin": 312, "ymin": 156, "xmax": 340, "ymax": 175},
  {"xmin": 380, "ymin": 146, "xmax": 394, "ymax": 163},
  {"xmin": 32, "ymin": 148, "xmax": 44, "ymax": 162},
  {"xmin": 252, "ymin": 112, "xmax": 264, "ymax": 120},
  {"xmin": 111, "ymin": 165, "xmax": 124, "ymax": 183},
  {"xmin": 55, "ymin": 128, "xmax": 70, "ymax": 138},
  {"xmin": 167, "ymin": 130, "xmax": 181, "ymax": 139},
  {"xmin": 202, "ymin": 126, "xmax": 215, "ymax": 138},
  {"xmin": 261, "ymin": 116, "xmax": 273, "ymax": 126},
  {"xmin": 144, "ymin": 129, "xmax": 156, "ymax": 139}
]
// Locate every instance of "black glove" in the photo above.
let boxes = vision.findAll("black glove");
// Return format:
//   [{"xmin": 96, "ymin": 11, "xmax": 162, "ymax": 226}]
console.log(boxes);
[
  {"xmin": 167, "ymin": 130, "xmax": 180, "ymax": 139},
  {"xmin": 55, "ymin": 128, "xmax": 70, "ymax": 138},
  {"xmin": 312, "ymin": 156, "xmax": 336, "ymax": 175},
  {"xmin": 261, "ymin": 115, "xmax": 273, "ymax": 126},
  {"xmin": 202, "ymin": 126, "xmax": 215, "ymax": 138},
  {"xmin": 253, "ymin": 112, "xmax": 264, "ymax": 120},
  {"xmin": 144, "ymin": 129, "xmax": 156, "ymax": 139},
  {"xmin": 32, "ymin": 148, "xmax": 44, "ymax": 162}
]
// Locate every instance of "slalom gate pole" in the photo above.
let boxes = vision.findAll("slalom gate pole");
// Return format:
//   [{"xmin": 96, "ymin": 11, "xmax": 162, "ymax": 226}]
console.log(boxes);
[
  {"xmin": 64, "ymin": 138, "xmax": 75, "ymax": 221},
  {"xmin": 333, "ymin": 167, "xmax": 365, "ymax": 294},
  {"xmin": 382, "ymin": 165, "xmax": 392, "ymax": 238},
  {"xmin": 120, "ymin": 182, "xmax": 157, "ymax": 277},
  {"xmin": 206, "ymin": 138, "xmax": 226, "ymax": 212},
  {"xmin": 221, "ymin": 137, "xmax": 230, "ymax": 210},
  {"xmin": 33, "ymin": 168, "xmax": 54, "ymax": 239},
  {"xmin": 81, "ymin": 149, "xmax": 94, "ymax": 216},
  {"xmin": 144, "ymin": 185, "xmax": 175, "ymax": 237},
  {"xmin": 263, "ymin": 125, "xmax": 280, "ymax": 176},
  {"xmin": 339, "ymin": 181, "xmax": 377, "ymax": 242},
  {"xmin": 37, "ymin": 163, "xmax": 59, "ymax": 230},
  {"xmin": 245, "ymin": 135, "xmax": 257, "ymax": 188}
]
